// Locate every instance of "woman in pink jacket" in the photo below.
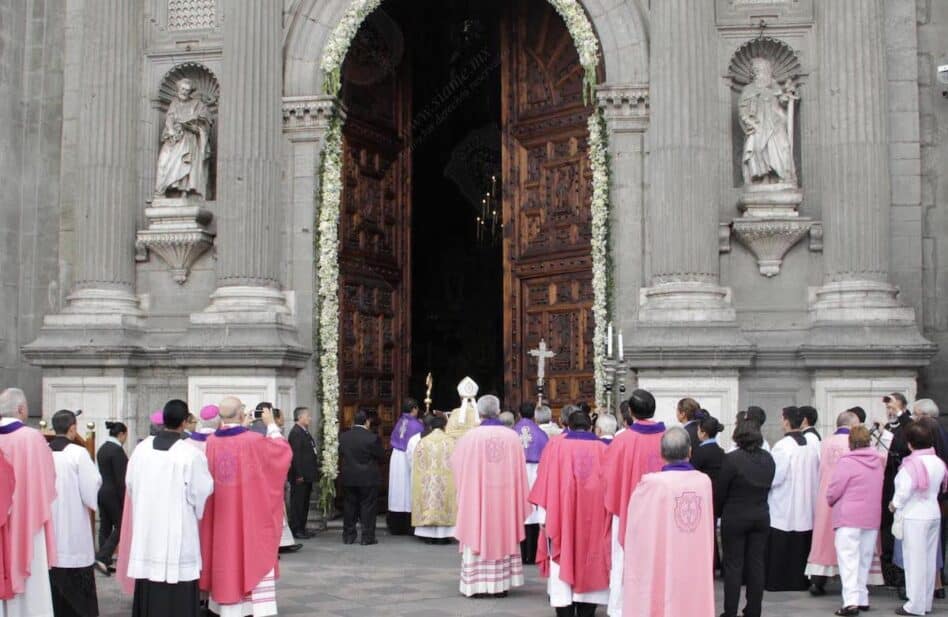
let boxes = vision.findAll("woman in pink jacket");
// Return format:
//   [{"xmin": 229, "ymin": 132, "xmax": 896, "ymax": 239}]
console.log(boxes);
[{"xmin": 825, "ymin": 425, "xmax": 885, "ymax": 616}]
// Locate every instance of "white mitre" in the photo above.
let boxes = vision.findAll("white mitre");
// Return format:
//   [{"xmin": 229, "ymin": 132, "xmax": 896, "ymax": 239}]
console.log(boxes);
[{"xmin": 456, "ymin": 377, "xmax": 479, "ymax": 423}]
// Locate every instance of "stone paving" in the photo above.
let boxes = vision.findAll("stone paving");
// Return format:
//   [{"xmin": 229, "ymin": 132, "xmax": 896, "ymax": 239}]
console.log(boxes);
[{"xmin": 97, "ymin": 519, "xmax": 947, "ymax": 616}]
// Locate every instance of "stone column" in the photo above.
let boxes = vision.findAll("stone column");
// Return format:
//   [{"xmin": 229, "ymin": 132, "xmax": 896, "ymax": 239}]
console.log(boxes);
[
  {"xmin": 809, "ymin": 0, "xmax": 914, "ymax": 323},
  {"xmin": 202, "ymin": 0, "xmax": 288, "ymax": 314},
  {"xmin": 62, "ymin": 0, "xmax": 143, "ymax": 321},
  {"xmin": 639, "ymin": 0, "xmax": 735, "ymax": 323},
  {"xmin": 181, "ymin": 0, "xmax": 304, "ymax": 365}
]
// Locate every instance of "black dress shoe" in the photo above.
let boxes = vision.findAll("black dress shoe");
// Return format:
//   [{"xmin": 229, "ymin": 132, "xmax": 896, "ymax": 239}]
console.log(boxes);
[
  {"xmin": 895, "ymin": 609, "xmax": 921, "ymax": 616},
  {"xmin": 94, "ymin": 561, "xmax": 111, "ymax": 577},
  {"xmin": 343, "ymin": 537, "xmax": 356, "ymax": 545},
  {"xmin": 858, "ymin": 607, "xmax": 870, "ymax": 612},
  {"xmin": 934, "ymin": 588, "xmax": 945, "ymax": 599},
  {"xmin": 360, "ymin": 538, "xmax": 378, "ymax": 546},
  {"xmin": 278, "ymin": 543, "xmax": 302, "ymax": 554},
  {"xmin": 834, "ymin": 607, "xmax": 859, "ymax": 616},
  {"xmin": 809, "ymin": 583, "xmax": 826, "ymax": 597}
]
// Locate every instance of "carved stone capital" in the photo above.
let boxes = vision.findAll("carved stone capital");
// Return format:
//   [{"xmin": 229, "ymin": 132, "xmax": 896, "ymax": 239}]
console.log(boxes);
[
  {"xmin": 732, "ymin": 217, "xmax": 811, "ymax": 277},
  {"xmin": 282, "ymin": 95, "xmax": 343, "ymax": 139},
  {"xmin": 595, "ymin": 84, "xmax": 649, "ymax": 132},
  {"xmin": 136, "ymin": 196, "xmax": 215, "ymax": 284}
]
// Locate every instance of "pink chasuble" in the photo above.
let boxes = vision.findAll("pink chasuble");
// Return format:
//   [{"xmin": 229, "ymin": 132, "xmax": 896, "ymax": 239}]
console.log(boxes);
[
  {"xmin": 807, "ymin": 431, "xmax": 852, "ymax": 569},
  {"xmin": 530, "ymin": 433, "xmax": 611, "ymax": 593},
  {"xmin": 200, "ymin": 428, "xmax": 292, "ymax": 605},
  {"xmin": 0, "ymin": 452, "xmax": 14, "ymax": 600},
  {"xmin": 452, "ymin": 424, "xmax": 530, "ymax": 560},
  {"xmin": 603, "ymin": 422, "xmax": 665, "ymax": 545},
  {"xmin": 623, "ymin": 468, "xmax": 714, "ymax": 617},
  {"xmin": 0, "ymin": 422, "xmax": 57, "ymax": 595}
]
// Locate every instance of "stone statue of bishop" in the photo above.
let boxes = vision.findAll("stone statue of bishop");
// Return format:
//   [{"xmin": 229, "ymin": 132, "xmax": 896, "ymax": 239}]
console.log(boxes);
[
  {"xmin": 739, "ymin": 57, "xmax": 797, "ymax": 187},
  {"xmin": 155, "ymin": 78, "xmax": 212, "ymax": 198}
]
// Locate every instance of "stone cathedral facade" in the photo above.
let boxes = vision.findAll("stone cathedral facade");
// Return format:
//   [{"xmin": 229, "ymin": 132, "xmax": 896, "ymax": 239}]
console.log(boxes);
[{"xmin": 2, "ymin": 0, "xmax": 948, "ymax": 445}]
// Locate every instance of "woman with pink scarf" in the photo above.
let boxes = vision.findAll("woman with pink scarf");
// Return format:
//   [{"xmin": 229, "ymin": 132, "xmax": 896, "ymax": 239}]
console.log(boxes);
[
  {"xmin": 889, "ymin": 422, "xmax": 948, "ymax": 616},
  {"xmin": 825, "ymin": 425, "xmax": 884, "ymax": 616}
]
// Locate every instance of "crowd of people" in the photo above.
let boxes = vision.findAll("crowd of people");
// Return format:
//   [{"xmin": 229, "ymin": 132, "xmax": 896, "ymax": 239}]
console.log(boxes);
[
  {"xmin": 0, "ymin": 387, "xmax": 316, "ymax": 617},
  {"xmin": 376, "ymin": 380, "xmax": 948, "ymax": 617},
  {"xmin": 2, "ymin": 379, "xmax": 948, "ymax": 617}
]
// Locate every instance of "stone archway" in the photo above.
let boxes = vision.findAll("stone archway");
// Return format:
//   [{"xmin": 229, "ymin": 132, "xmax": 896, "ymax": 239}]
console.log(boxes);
[
  {"xmin": 283, "ymin": 0, "xmax": 650, "ymax": 96},
  {"xmin": 280, "ymin": 0, "xmax": 652, "ymax": 506}
]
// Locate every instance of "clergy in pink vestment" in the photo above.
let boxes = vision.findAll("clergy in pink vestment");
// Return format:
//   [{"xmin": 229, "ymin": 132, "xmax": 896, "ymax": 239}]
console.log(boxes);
[
  {"xmin": 602, "ymin": 388, "xmax": 665, "ymax": 617},
  {"xmin": 452, "ymin": 395, "xmax": 530, "ymax": 598},
  {"xmin": 0, "ymin": 451, "xmax": 15, "ymax": 601},
  {"xmin": 624, "ymin": 426, "xmax": 714, "ymax": 617},
  {"xmin": 0, "ymin": 387, "xmax": 58, "ymax": 617},
  {"xmin": 199, "ymin": 396, "xmax": 292, "ymax": 617},
  {"xmin": 531, "ymin": 409, "xmax": 611, "ymax": 616},
  {"xmin": 805, "ymin": 410, "xmax": 863, "ymax": 592}
]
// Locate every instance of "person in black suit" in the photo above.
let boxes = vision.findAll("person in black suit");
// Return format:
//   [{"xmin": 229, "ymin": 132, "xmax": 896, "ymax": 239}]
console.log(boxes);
[
  {"xmin": 338, "ymin": 410, "xmax": 385, "ymax": 545},
  {"xmin": 95, "ymin": 420, "xmax": 128, "ymax": 574},
  {"xmin": 715, "ymin": 417, "xmax": 776, "ymax": 617},
  {"xmin": 288, "ymin": 406, "xmax": 319, "ymax": 540},
  {"xmin": 693, "ymin": 415, "xmax": 726, "ymax": 575},
  {"xmin": 676, "ymin": 397, "xmax": 702, "ymax": 451}
]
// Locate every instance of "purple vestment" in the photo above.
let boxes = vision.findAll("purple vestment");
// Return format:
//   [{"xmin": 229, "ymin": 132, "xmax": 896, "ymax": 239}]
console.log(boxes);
[
  {"xmin": 513, "ymin": 419, "xmax": 549, "ymax": 463},
  {"xmin": 390, "ymin": 414, "xmax": 423, "ymax": 452}
]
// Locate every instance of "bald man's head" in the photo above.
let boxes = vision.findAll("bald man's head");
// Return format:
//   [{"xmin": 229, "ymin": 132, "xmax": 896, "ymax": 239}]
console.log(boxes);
[{"xmin": 218, "ymin": 396, "xmax": 244, "ymax": 421}]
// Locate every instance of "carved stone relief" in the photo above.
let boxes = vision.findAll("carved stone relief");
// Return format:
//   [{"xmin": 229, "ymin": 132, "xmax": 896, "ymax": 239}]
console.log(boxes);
[
  {"xmin": 167, "ymin": 0, "xmax": 217, "ymax": 31},
  {"xmin": 725, "ymin": 37, "xmax": 819, "ymax": 277},
  {"xmin": 136, "ymin": 62, "xmax": 219, "ymax": 284}
]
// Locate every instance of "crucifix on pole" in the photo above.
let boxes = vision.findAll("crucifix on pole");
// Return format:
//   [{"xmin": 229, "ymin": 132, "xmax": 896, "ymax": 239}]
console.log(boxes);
[{"xmin": 528, "ymin": 338, "xmax": 556, "ymax": 408}]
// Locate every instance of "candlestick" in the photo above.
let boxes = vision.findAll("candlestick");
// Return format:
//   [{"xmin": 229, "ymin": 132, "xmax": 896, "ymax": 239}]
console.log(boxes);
[{"xmin": 617, "ymin": 330, "xmax": 624, "ymax": 360}]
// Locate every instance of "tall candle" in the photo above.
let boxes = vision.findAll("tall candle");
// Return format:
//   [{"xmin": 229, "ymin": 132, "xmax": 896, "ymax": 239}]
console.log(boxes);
[
  {"xmin": 617, "ymin": 330, "xmax": 624, "ymax": 360},
  {"xmin": 606, "ymin": 322, "xmax": 613, "ymax": 357}
]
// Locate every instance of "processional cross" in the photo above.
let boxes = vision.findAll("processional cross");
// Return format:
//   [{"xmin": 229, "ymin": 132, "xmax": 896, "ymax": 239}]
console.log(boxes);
[{"xmin": 528, "ymin": 339, "xmax": 556, "ymax": 407}]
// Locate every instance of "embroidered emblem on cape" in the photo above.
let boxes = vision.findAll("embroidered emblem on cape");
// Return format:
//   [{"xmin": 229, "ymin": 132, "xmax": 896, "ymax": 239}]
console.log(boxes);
[
  {"xmin": 485, "ymin": 437, "xmax": 505, "ymax": 464},
  {"xmin": 519, "ymin": 426, "xmax": 533, "ymax": 450},
  {"xmin": 398, "ymin": 418, "xmax": 408, "ymax": 440},
  {"xmin": 674, "ymin": 491, "xmax": 702, "ymax": 533},
  {"xmin": 572, "ymin": 452, "xmax": 594, "ymax": 481},
  {"xmin": 214, "ymin": 451, "xmax": 239, "ymax": 486}
]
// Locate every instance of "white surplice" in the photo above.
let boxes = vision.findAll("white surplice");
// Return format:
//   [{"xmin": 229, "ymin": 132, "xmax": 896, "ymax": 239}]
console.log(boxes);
[
  {"xmin": 1, "ymin": 530, "xmax": 53, "ymax": 617},
  {"xmin": 524, "ymin": 463, "xmax": 544, "ymax": 525},
  {"xmin": 387, "ymin": 436, "xmax": 415, "ymax": 513},
  {"xmin": 51, "ymin": 442, "xmax": 101, "ymax": 567},
  {"xmin": 768, "ymin": 433, "xmax": 820, "ymax": 532},
  {"xmin": 125, "ymin": 437, "xmax": 214, "ymax": 583}
]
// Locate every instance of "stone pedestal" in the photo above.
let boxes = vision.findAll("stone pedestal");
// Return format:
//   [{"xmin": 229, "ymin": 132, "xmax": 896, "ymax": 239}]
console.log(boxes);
[
  {"xmin": 636, "ymin": 370, "xmax": 740, "ymax": 450},
  {"xmin": 42, "ymin": 373, "xmax": 140, "ymax": 444},
  {"xmin": 731, "ymin": 184, "xmax": 814, "ymax": 278},
  {"xmin": 136, "ymin": 196, "xmax": 215, "ymax": 284},
  {"xmin": 811, "ymin": 373, "xmax": 917, "ymax": 433},
  {"xmin": 187, "ymin": 374, "xmax": 297, "ymax": 416}
]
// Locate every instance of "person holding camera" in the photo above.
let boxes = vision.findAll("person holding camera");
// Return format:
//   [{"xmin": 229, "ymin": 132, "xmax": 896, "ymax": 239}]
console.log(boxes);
[{"xmin": 199, "ymin": 396, "xmax": 292, "ymax": 617}]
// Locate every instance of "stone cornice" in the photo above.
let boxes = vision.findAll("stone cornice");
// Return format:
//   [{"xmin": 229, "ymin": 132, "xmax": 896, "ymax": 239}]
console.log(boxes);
[
  {"xmin": 282, "ymin": 95, "xmax": 344, "ymax": 138},
  {"xmin": 595, "ymin": 83, "xmax": 649, "ymax": 132}
]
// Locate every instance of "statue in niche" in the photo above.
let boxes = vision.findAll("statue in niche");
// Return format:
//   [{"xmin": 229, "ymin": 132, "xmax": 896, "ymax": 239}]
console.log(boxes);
[
  {"xmin": 155, "ymin": 78, "xmax": 212, "ymax": 198},
  {"xmin": 738, "ymin": 57, "xmax": 798, "ymax": 187}
]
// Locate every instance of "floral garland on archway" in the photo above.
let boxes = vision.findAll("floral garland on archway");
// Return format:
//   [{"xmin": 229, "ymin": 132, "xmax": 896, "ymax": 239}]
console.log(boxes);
[{"xmin": 315, "ymin": 0, "xmax": 611, "ymax": 513}]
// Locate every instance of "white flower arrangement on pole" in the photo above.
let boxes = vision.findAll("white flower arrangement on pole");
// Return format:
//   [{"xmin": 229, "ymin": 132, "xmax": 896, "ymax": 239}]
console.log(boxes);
[{"xmin": 315, "ymin": 0, "xmax": 612, "ymax": 503}]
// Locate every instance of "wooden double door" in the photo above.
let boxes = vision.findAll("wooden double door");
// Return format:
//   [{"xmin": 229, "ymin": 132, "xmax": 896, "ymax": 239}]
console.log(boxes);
[{"xmin": 337, "ymin": 0, "xmax": 596, "ymax": 436}]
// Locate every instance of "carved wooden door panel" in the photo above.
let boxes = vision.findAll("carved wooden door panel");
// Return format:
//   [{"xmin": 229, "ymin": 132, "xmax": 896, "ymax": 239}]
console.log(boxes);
[
  {"xmin": 502, "ymin": 0, "xmax": 595, "ymax": 418},
  {"xmin": 338, "ymin": 41, "xmax": 411, "ymax": 442}
]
